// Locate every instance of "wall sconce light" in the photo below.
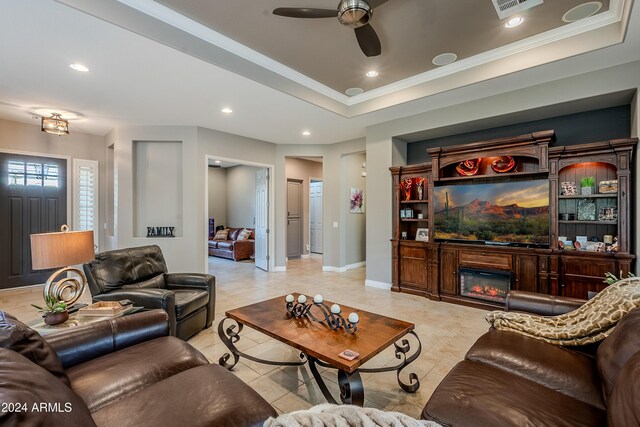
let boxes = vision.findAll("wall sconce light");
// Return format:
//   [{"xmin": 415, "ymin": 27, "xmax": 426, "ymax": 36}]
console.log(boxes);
[{"xmin": 41, "ymin": 113, "xmax": 69, "ymax": 136}]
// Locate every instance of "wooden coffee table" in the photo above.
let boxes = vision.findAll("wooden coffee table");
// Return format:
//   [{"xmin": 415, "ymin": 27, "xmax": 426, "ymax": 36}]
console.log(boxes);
[{"xmin": 218, "ymin": 293, "xmax": 421, "ymax": 406}]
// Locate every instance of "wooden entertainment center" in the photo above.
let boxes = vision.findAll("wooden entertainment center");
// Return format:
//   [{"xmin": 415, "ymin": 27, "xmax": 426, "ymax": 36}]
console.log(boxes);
[{"xmin": 390, "ymin": 130, "xmax": 637, "ymax": 309}]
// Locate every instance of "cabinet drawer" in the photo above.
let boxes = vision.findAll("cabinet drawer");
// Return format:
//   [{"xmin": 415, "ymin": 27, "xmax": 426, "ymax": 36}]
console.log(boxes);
[
  {"xmin": 400, "ymin": 246, "xmax": 427, "ymax": 259},
  {"xmin": 459, "ymin": 251, "xmax": 512, "ymax": 270},
  {"xmin": 561, "ymin": 257, "xmax": 616, "ymax": 277}
]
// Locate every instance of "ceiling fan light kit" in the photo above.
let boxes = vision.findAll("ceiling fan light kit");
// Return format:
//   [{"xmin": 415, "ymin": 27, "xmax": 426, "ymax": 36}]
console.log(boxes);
[
  {"xmin": 338, "ymin": 0, "xmax": 371, "ymax": 27},
  {"xmin": 273, "ymin": 0, "xmax": 386, "ymax": 57}
]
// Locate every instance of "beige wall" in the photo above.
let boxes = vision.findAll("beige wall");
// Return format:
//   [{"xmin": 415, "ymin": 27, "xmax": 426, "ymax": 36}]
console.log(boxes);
[
  {"xmin": 0, "ymin": 118, "xmax": 108, "ymax": 251},
  {"xmin": 207, "ymin": 167, "xmax": 227, "ymax": 229},
  {"xmin": 285, "ymin": 158, "xmax": 323, "ymax": 256},
  {"xmin": 342, "ymin": 152, "xmax": 366, "ymax": 266},
  {"xmin": 106, "ymin": 126, "xmax": 199, "ymax": 272},
  {"xmin": 275, "ymin": 138, "xmax": 365, "ymax": 270}
]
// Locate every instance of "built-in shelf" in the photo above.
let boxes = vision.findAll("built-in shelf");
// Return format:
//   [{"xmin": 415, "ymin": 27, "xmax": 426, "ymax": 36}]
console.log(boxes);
[
  {"xmin": 400, "ymin": 200, "xmax": 428, "ymax": 204},
  {"xmin": 559, "ymin": 194, "xmax": 617, "ymax": 199},
  {"xmin": 558, "ymin": 220, "xmax": 618, "ymax": 225},
  {"xmin": 437, "ymin": 171, "xmax": 548, "ymax": 182}
]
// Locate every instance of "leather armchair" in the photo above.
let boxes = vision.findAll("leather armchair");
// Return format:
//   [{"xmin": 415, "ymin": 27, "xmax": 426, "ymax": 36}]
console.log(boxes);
[
  {"xmin": 83, "ymin": 245, "xmax": 215, "ymax": 340},
  {"xmin": 0, "ymin": 310, "xmax": 276, "ymax": 426}
]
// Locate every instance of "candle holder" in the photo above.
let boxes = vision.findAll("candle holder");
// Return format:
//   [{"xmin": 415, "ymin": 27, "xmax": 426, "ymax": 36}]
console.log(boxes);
[{"xmin": 285, "ymin": 294, "xmax": 358, "ymax": 334}]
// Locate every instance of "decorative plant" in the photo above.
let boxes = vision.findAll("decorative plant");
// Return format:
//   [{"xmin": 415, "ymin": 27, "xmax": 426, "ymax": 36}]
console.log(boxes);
[
  {"xmin": 603, "ymin": 271, "xmax": 636, "ymax": 285},
  {"xmin": 31, "ymin": 294, "xmax": 67, "ymax": 314},
  {"xmin": 580, "ymin": 176, "xmax": 596, "ymax": 188}
]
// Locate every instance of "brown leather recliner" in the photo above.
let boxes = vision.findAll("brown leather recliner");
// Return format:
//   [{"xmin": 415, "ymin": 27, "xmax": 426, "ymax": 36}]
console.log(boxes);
[
  {"xmin": 83, "ymin": 245, "xmax": 214, "ymax": 340},
  {"xmin": 0, "ymin": 310, "xmax": 276, "ymax": 426},
  {"xmin": 422, "ymin": 291, "xmax": 640, "ymax": 427}
]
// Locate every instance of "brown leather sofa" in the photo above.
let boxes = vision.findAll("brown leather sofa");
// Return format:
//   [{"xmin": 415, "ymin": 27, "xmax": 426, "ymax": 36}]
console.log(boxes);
[
  {"xmin": 0, "ymin": 310, "xmax": 276, "ymax": 427},
  {"xmin": 83, "ymin": 245, "xmax": 215, "ymax": 340},
  {"xmin": 422, "ymin": 291, "xmax": 640, "ymax": 427},
  {"xmin": 208, "ymin": 227, "xmax": 255, "ymax": 261}
]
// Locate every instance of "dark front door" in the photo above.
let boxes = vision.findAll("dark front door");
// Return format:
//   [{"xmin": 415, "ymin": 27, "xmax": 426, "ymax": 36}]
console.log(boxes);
[{"xmin": 0, "ymin": 153, "xmax": 67, "ymax": 288}]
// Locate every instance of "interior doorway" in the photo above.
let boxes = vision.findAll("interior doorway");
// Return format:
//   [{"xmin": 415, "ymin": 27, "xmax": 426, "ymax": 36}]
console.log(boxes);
[
  {"xmin": 204, "ymin": 155, "xmax": 274, "ymax": 273},
  {"xmin": 286, "ymin": 179, "xmax": 302, "ymax": 259},
  {"xmin": 310, "ymin": 180, "xmax": 323, "ymax": 254},
  {"xmin": 284, "ymin": 156, "xmax": 323, "ymax": 266}
]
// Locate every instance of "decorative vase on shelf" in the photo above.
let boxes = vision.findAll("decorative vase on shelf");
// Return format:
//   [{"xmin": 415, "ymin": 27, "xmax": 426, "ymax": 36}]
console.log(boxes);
[
  {"xmin": 44, "ymin": 311, "xmax": 69, "ymax": 326},
  {"xmin": 400, "ymin": 178, "xmax": 413, "ymax": 201},
  {"xmin": 414, "ymin": 177, "xmax": 425, "ymax": 200}
]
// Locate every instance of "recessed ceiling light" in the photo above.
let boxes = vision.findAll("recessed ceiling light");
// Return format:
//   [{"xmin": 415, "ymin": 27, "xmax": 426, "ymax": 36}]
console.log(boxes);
[
  {"xmin": 69, "ymin": 63, "xmax": 90, "ymax": 72},
  {"xmin": 562, "ymin": 2, "xmax": 602, "ymax": 23},
  {"xmin": 221, "ymin": 107, "xmax": 233, "ymax": 114},
  {"xmin": 366, "ymin": 70, "xmax": 379, "ymax": 77},
  {"xmin": 345, "ymin": 87, "xmax": 364, "ymax": 96},
  {"xmin": 214, "ymin": 160, "xmax": 221, "ymax": 164},
  {"xmin": 302, "ymin": 130, "xmax": 311, "ymax": 136},
  {"xmin": 505, "ymin": 16, "xmax": 524, "ymax": 28},
  {"xmin": 432, "ymin": 53, "xmax": 458, "ymax": 66}
]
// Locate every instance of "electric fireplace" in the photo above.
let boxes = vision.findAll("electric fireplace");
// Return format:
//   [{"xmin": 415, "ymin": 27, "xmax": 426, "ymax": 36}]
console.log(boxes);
[{"xmin": 459, "ymin": 268, "xmax": 511, "ymax": 304}]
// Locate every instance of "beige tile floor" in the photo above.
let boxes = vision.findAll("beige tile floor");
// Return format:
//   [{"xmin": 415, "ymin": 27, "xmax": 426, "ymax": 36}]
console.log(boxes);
[{"xmin": 1, "ymin": 254, "xmax": 490, "ymax": 418}]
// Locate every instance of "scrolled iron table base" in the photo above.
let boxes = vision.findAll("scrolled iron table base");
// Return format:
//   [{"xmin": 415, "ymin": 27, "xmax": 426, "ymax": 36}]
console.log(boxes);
[{"xmin": 218, "ymin": 317, "xmax": 421, "ymax": 406}]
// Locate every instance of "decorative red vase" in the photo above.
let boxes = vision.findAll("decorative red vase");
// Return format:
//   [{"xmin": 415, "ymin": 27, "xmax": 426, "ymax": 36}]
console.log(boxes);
[{"xmin": 44, "ymin": 311, "xmax": 69, "ymax": 326}]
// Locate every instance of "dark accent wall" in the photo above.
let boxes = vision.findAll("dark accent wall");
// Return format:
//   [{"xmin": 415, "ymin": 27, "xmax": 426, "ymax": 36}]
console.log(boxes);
[{"xmin": 407, "ymin": 105, "xmax": 631, "ymax": 164}]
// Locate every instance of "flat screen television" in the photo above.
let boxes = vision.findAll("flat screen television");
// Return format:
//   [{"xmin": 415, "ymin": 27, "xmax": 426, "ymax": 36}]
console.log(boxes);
[{"xmin": 433, "ymin": 179, "xmax": 550, "ymax": 247}]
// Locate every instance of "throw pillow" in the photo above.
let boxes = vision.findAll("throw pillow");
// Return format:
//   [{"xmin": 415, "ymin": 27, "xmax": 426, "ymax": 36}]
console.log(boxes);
[
  {"xmin": 213, "ymin": 229, "xmax": 229, "ymax": 240},
  {"xmin": 237, "ymin": 228, "xmax": 252, "ymax": 241},
  {"xmin": 0, "ymin": 311, "xmax": 70, "ymax": 386},
  {"xmin": 0, "ymin": 348, "xmax": 97, "ymax": 426}
]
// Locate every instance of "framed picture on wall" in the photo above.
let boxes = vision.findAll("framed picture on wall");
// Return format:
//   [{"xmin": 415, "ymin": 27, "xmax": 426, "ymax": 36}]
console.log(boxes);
[
  {"xmin": 349, "ymin": 188, "xmax": 364, "ymax": 214},
  {"xmin": 416, "ymin": 228, "xmax": 429, "ymax": 242}
]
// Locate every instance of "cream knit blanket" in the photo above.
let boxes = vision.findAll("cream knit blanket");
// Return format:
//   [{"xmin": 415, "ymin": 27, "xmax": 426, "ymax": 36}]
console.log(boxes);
[
  {"xmin": 485, "ymin": 277, "xmax": 640, "ymax": 346},
  {"xmin": 264, "ymin": 404, "xmax": 440, "ymax": 427}
]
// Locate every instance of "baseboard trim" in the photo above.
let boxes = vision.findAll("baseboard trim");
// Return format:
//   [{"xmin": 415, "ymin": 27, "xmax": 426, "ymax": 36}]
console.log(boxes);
[
  {"xmin": 322, "ymin": 261, "xmax": 366, "ymax": 273},
  {"xmin": 365, "ymin": 279, "xmax": 392, "ymax": 290},
  {"xmin": 345, "ymin": 261, "xmax": 365, "ymax": 270},
  {"xmin": 0, "ymin": 283, "xmax": 44, "ymax": 292},
  {"xmin": 272, "ymin": 266, "xmax": 287, "ymax": 272}
]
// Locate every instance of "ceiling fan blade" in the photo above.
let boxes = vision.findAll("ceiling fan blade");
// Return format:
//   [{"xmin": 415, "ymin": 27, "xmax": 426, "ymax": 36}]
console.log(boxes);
[
  {"xmin": 273, "ymin": 8, "xmax": 337, "ymax": 18},
  {"xmin": 354, "ymin": 24, "xmax": 381, "ymax": 57},
  {"xmin": 367, "ymin": 0, "xmax": 389, "ymax": 8}
]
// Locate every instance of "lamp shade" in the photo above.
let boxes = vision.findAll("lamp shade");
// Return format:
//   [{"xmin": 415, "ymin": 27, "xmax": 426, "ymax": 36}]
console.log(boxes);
[{"xmin": 30, "ymin": 230, "xmax": 94, "ymax": 270}]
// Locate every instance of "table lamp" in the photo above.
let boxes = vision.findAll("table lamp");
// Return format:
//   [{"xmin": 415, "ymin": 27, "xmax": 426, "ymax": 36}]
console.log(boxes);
[{"xmin": 30, "ymin": 225, "xmax": 95, "ymax": 307}]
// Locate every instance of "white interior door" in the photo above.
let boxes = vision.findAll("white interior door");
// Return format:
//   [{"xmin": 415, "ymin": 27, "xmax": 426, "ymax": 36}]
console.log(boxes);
[
  {"xmin": 255, "ymin": 168, "xmax": 269, "ymax": 271},
  {"xmin": 310, "ymin": 180, "xmax": 323, "ymax": 254}
]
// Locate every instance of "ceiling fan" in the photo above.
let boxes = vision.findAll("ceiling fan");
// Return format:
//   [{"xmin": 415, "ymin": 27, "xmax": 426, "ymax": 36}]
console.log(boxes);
[{"xmin": 273, "ymin": 0, "xmax": 388, "ymax": 57}]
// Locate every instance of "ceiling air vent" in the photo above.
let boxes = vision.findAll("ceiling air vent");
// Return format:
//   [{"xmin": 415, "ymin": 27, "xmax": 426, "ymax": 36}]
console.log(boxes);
[{"xmin": 492, "ymin": 0, "xmax": 543, "ymax": 19}]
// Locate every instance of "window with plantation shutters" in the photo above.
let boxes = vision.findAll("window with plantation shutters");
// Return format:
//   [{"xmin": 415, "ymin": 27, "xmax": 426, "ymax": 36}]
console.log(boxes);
[{"xmin": 73, "ymin": 159, "xmax": 99, "ymax": 248}]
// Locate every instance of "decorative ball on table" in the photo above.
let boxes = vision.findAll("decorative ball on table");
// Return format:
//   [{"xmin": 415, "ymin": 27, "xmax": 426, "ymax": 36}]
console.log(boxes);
[
  {"xmin": 313, "ymin": 294, "xmax": 323, "ymax": 304},
  {"xmin": 297, "ymin": 295, "xmax": 307, "ymax": 304},
  {"xmin": 330, "ymin": 304, "xmax": 341, "ymax": 314},
  {"xmin": 285, "ymin": 294, "xmax": 295, "ymax": 303},
  {"xmin": 348, "ymin": 312, "xmax": 359, "ymax": 324}
]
